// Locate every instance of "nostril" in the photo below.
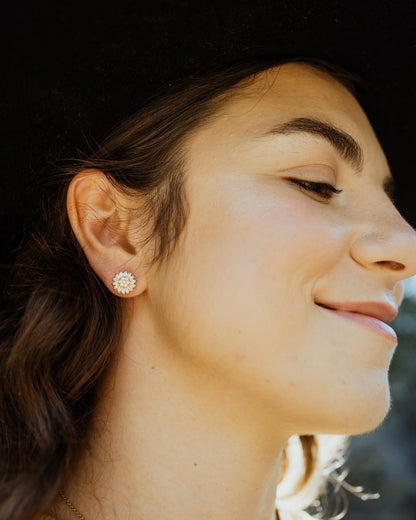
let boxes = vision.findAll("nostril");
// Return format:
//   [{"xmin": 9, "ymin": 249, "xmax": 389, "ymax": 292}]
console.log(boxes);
[{"xmin": 377, "ymin": 260, "xmax": 405, "ymax": 271}]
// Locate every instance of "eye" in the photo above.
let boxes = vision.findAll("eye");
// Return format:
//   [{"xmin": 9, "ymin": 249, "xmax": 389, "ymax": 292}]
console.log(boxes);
[{"xmin": 288, "ymin": 178, "xmax": 343, "ymax": 201}]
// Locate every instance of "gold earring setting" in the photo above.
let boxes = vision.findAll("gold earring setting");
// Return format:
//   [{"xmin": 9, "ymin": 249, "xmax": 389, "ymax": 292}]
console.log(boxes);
[{"xmin": 112, "ymin": 271, "xmax": 136, "ymax": 295}]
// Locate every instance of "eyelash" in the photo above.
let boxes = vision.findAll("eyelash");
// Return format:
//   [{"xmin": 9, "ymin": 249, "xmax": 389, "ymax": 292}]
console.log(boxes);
[{"xmin": 288, "ymin": 179, "xmax": 343, "ymax": 200}]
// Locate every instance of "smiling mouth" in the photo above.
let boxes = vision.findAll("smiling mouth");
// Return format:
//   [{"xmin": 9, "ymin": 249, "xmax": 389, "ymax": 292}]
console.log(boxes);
[
  {"xmin": 316, "ymin": 302, "xmax": 398, "ymax": 343},
  {"xmin": 315, "ymin": 300, "xmax": 398, "ymax": 324}
]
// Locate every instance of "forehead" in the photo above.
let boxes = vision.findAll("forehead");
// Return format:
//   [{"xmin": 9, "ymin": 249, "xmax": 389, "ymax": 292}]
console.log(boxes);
[{"xmin": 224, "ymin": 63, "xmax": 367, "ymax": 131}]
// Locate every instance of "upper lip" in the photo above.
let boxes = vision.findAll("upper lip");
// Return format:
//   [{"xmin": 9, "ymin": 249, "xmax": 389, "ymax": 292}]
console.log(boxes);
[{"xmin": 316, "ymin": 301, "xmax": 398, "ymax": 324}]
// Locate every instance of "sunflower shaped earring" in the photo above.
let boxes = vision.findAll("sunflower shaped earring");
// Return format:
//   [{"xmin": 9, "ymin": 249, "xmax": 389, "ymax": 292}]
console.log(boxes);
[{"xmin": 112, "ymin": 271, "xmax": 137, "ymax": 295}]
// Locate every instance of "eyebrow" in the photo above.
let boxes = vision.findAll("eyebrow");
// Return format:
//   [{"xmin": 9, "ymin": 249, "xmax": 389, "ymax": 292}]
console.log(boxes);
[{"xmin": 264, "ymin": 117, "xmax": 395, "ymax": 198}]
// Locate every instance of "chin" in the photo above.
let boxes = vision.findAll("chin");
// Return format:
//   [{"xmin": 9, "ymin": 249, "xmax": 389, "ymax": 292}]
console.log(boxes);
[
  {"xmin": 344, "ymin": 387, "xmax": 392, "ymax": 435},
  {"xmin": 312, "ymin": 381, "xmax": 392, "ymax": 436}
]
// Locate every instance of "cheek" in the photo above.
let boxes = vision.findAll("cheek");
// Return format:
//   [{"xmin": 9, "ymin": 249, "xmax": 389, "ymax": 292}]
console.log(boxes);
[
  {"xmin": 182, "ymin": 187, "xmax": 326, "ymax": 318},
  {"xmin": 153, "ymin": 187, "xmax": 342, "ymax": 390}
]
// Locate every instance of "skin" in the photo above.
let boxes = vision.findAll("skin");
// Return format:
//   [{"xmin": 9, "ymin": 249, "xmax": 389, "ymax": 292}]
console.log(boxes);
[{"xmin": 56, "ymin": 63, "xmax": 416, "ymax": 520}]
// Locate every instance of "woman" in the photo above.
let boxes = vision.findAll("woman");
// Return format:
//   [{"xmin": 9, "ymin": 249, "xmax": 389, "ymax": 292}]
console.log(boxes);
[{"xmin": 1, "ymin": 55, "xmax": 416, "ymax": 520}]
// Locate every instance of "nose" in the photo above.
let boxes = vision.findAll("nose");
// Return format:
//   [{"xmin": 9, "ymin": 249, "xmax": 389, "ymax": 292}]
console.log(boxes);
[{"xmin": 350, "ymin": 204, "xmax": 416, "ymax": 284}]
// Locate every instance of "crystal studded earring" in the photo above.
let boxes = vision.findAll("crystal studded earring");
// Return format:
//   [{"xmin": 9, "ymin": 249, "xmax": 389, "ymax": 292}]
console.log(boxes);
[{"xmin": 112, "ymin": 271, "xmax": 136, "ymax": 295}]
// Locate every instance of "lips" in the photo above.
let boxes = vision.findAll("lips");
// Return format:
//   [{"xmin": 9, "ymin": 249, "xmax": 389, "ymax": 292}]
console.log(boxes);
[
  {"xmin": 315, "ymin": 301, "xmax": 398, "ymax": 324},
  {"xmin": 315, "ymin": 300, "xmax": 398, "ymax": 343}
]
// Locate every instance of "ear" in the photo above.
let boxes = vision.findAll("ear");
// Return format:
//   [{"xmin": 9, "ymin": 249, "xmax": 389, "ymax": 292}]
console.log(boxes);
[{"xmin": 66, "ymin": 169, "xmax": 148, "ymax": 297}]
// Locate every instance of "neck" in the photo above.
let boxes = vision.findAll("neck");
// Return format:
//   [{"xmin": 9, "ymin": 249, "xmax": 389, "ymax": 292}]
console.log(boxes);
[{"xmin": 51, "ymin": 300, "xmax": 290, "ymax": 520}]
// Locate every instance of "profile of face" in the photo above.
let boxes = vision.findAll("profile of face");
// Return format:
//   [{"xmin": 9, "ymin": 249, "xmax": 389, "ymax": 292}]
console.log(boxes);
[{"xmin": 119, "ymin": 63, "xmax": 416, "ymax": 438}]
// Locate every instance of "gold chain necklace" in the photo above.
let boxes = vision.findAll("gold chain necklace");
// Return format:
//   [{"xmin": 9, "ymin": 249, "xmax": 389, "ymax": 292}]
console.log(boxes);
[
  {"xmin": 59, "ymin": 492, "xmax": 86, "ymax": 520},
  {"xmin": 59, "ymin": 490, "xmax": 280, "ymax": 520}
]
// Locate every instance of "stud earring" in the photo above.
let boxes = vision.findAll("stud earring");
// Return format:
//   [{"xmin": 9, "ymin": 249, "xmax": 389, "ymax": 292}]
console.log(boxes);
[{"xmin": 112, "ymin": 271, "xmax": 136, "ymax": 295}]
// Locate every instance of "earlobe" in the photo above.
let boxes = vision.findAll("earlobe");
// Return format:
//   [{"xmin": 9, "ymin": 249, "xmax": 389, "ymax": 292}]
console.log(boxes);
[{"xmin": 66, "ymin": 169, "xmax": 147, "ymax": 297}]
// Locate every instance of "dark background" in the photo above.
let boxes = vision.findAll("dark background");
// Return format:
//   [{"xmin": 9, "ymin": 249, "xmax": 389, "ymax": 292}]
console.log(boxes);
[{"xmin": 1, "ymin": 1, "xmax": 415, "ymax": 518}]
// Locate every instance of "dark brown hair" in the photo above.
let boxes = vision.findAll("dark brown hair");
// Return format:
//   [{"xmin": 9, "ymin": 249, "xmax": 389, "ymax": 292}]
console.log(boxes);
[{"xmin": 0, "ymin": 55, "xmax": 364, "ymax": 520}]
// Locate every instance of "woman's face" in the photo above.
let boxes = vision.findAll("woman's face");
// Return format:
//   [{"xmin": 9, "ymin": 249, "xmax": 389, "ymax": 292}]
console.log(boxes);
[{"xmin": 141, "ymin": 63, "xmax": 416, "ymax": 435}]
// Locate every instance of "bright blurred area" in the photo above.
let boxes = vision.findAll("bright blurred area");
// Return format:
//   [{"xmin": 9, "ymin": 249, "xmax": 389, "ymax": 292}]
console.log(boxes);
[{"xmin": 404, "ymin": 274, "xmax": 416, "ymax": 300}]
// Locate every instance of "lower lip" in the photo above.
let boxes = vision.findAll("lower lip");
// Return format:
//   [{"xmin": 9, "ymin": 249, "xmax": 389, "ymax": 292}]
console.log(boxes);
[{"xmin": 318, "ymin": 305, "xmax": 398, "ymax": 343}]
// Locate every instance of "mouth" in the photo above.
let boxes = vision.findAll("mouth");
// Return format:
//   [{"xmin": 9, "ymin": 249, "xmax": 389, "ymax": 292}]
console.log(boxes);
[
  {"xmin": 315, "ymin": 300, "xmax": 398, "ymax": 324},
  {"xmin": 315, "ymin": 302, "xmax": 398, "ymax": 343}
]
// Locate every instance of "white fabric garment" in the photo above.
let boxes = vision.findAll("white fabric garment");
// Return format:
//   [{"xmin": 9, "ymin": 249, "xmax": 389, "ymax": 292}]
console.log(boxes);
[{"xmin": 279, "ymin": 511, "xmax": 315, "ymax": 520}]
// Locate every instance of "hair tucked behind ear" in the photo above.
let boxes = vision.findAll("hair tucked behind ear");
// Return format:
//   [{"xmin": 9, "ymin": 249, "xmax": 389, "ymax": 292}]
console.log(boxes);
[{"xmin": 0, "ymin": 55, "xmax": 363, "ymax": 520}]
